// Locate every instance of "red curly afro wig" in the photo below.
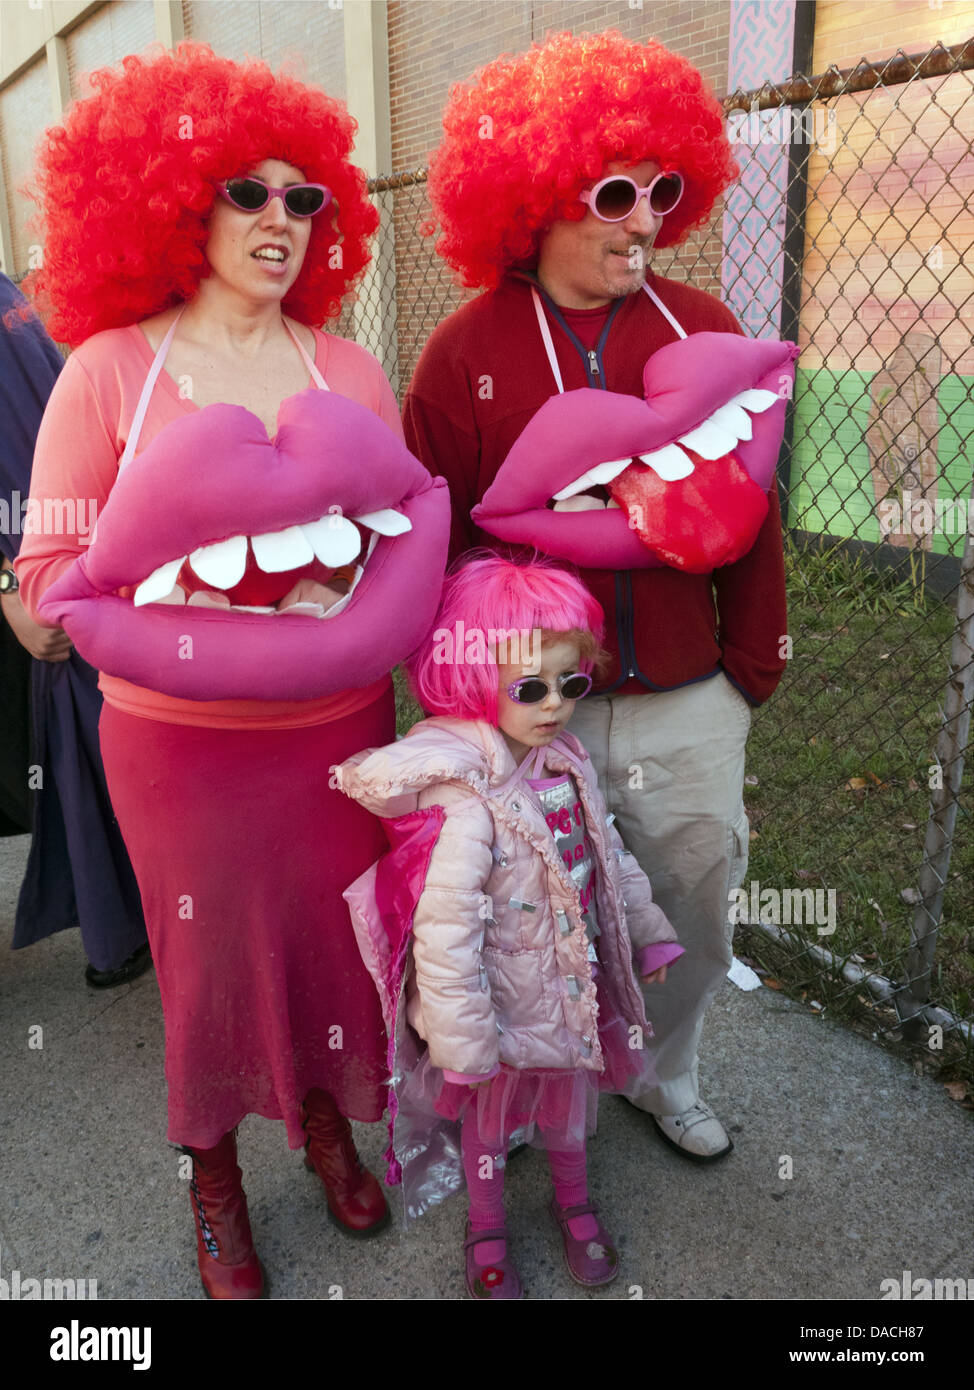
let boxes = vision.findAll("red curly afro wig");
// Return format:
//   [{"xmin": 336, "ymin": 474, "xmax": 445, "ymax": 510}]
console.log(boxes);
[
  {"xmin": 427, "ymin": 30, "xmax": 739, "ymax": 289},
  {"xmin": 24, "ymin": 42, "xmax": 378, "ymax": 346}
]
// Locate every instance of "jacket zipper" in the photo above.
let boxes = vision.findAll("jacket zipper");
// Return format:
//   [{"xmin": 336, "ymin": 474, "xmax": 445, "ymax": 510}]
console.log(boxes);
[{"xmin": 523, "ymin": 276, "xmax": 620, "ymax": 389}]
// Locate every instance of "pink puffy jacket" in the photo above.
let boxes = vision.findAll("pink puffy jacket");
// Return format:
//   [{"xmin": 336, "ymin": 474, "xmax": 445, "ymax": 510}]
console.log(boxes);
[{"xmin": 337, "ymin": 717, "xmax": 681, "ymax": 1079}]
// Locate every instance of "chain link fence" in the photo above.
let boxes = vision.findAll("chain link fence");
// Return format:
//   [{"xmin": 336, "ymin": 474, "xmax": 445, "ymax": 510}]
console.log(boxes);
[{"xmin": 350, "ymin": 40, "xmax": 974, "ymax": 1081}]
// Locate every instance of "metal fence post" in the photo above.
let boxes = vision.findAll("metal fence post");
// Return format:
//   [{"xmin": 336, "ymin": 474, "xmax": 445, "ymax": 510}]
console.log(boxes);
[{"xmin": 898, "ymin": 516, "xmax": 974, "ymax": 1039}]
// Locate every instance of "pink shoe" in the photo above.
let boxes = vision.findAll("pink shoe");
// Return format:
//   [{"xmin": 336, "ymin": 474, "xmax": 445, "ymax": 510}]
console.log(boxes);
[
  {"xmin": 549, "ymin": 1199, "xmax": 619, "ymax": 1287},
  {"xmin": 464, "ymin": 1223, "xmax": 524, "ymax": 1300}
]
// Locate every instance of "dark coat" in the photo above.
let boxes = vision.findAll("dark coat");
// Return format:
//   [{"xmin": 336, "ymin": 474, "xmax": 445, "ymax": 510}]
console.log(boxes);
[{"xmin": 0, "ymin": 275, "xmax": 146, "ymax": 969}]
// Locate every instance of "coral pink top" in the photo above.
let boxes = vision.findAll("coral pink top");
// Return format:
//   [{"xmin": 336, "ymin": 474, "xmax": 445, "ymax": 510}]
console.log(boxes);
[{"xmin": 17, "ymin": 323, "xmax": 402, "ymax": 729}]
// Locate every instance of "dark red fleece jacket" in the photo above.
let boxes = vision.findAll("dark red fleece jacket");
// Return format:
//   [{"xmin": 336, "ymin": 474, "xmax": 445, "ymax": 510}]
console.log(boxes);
[{"xmin": 402, "ymin": 268, "xmax": 788, "ymax": 705}]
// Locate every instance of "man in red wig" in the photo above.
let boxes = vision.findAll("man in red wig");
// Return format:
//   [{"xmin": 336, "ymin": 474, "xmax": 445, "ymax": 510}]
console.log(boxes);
[{"xmin": 404, "ymin": 30, "xmax": 788, "ymax": 1162}]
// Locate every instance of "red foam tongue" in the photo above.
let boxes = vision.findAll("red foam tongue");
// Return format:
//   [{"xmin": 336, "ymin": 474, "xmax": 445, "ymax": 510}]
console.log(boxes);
[{"xmin": 607, "ymin": 449, "xmax": 770, "ymax": 573}]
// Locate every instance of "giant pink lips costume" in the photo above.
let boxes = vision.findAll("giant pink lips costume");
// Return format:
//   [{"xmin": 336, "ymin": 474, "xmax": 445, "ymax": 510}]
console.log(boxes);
[
  {"xmin": 473, "ymin": 284, "xmax": 799, "ymax": 573},
  {"xmin": 38, "ymin": 317, "xmax": 450, "ymax": 700}
]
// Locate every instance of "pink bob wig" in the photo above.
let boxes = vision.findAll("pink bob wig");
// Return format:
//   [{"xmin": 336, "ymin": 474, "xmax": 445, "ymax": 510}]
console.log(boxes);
[
  {"xmin": 426, "ymin": 29, "xmax": 739, "ymax": 289},
  {"xmin": 22, "ymin": 42, "xmax": 378, "ymax": 346},
  {"xmin": 407, "ymin": 551, "xmax": 605, "ymax": 724}
]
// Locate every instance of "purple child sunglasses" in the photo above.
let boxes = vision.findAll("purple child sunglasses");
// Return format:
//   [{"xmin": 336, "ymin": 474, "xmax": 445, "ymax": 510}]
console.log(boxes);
[{"xmin": 507, "ymin": 673, "xmax": 593, "ymax": 704}]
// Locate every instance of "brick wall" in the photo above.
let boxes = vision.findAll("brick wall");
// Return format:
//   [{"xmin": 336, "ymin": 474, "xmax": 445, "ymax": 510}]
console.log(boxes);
[
  {"xmin": 389, "ymin": 1, "xmax": 731, "ymax": 169},
  {"xmin": 812, "ymin": 0, "xmax": 974, "ymax": 71},
  {"xmin": 67, "ymin": 1, "xmax": 156, "ymax": 99},
  {"xmin": 0, "ymin": 58, "xmax": 49, "ymax": 273},
  {"xmin": 183, "ymin": 0, "xmax": 346, "ymax": 96}
]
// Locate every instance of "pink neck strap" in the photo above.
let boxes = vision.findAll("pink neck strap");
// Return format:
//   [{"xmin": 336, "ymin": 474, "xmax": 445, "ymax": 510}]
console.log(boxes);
[{"xmin": 493, "ymin": 734, "xmax": 583, "ymax": 800}]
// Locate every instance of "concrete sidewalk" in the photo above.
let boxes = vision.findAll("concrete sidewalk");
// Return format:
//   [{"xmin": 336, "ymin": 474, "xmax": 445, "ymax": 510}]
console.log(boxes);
[{"xmin": 2, "ymin": 831, "xmax": 971, "ymax": 1302}]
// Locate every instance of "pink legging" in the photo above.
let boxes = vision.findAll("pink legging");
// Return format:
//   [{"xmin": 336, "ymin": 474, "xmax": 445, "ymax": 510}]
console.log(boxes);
[{"xmin": 462, "ymin": 1108, "xmax": 588, "ymax": 1229}]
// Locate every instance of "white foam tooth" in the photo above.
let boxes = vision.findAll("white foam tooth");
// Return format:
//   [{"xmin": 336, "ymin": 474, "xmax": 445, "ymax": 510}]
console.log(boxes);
[
  {"xmin": 134, "ymin": 557, "xmax": 186, "ymax": 608},
  {"xmin": 553, "ymin": 458, "xmax": 630, "ymax": 502},
  {"xmin": 154, "ymin": 585, "xmax": 187, "ymax": 606},
  {"xmin": 351, "ymin": 508, "xmax": 412, "ymax": 536},
  {"xmin": 189, "ymin": 535, "xmax": 247, "ymax": 589},
  {"xmin": 552, "ymin": 470, "xmax": 599, "ymax": 502},
  {"xmin": 709, "ymin": 401, "xmax": 753, "ymax": 442},
  {"xmin": 552, "ymin": 496, "xmax": 607, "ymax": 512},
  {"xmin": 277, "ymin": 600, "xmax": 327, "ymax": 618},
  {"xmin": 587, "ymin": 458, "xmax": 632, "ymax": 486},
  {"xmin": 186, "ymin": 589, "xmax": 232, "ymax": 609},
  {"xmin": 637, "ymin": 444, "xmax": 695, "ymax": 480},
  {"xmin": 729, "ymin": 388, "xmax": 779, "ymax": 413},
  {"xmin": 677, "ymin": 419, "xmax": 738, "ymax": 460},
  {"xmin": 252, "ymin": 525, "xmax": 315, "ymax": 573},
  {"xmin": 606, "ymin": 498, "xmax": 621, "ymax": 509},
  {"xmin": 300, "ymin": 514, "xmax": 362, "ymax": 567}
]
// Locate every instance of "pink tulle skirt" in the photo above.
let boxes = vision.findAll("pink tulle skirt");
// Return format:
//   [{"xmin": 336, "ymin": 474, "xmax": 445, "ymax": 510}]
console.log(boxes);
[{"xmin": 412, "ymin": 967, "xmax": 648, "ymax": 1152}]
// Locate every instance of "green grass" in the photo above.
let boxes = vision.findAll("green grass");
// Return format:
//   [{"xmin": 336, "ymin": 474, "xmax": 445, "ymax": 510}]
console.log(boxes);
[
  {"xmin": 393, "ymin": 665, "xmax": 422, "ymax": 737},
  {"xmin": 742, "ymin": 539, "xmax": 972, "ymax": 1079}
]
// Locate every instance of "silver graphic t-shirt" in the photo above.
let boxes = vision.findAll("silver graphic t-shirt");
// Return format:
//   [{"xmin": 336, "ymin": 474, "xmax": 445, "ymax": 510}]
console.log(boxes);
[{"xmin": 526, "ymin": 771, "xmax": 601, "ymax": 961}]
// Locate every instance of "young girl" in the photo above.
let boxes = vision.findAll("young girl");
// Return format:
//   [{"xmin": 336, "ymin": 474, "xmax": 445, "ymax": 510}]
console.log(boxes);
[{"xmin": 338, "ymin": 555, "xmax": 683, "ymax": 1299}]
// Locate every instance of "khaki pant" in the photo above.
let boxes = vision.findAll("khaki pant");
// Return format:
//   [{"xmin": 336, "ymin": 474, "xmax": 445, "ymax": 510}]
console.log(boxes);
[{"xmin": 568, "ymin": 672, "xmax": 751, "ymax": 1115}]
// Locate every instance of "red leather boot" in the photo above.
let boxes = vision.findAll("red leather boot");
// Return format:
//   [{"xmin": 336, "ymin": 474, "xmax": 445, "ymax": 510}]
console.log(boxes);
[
  {"xmin": 186, "ymin": 1130, "xmax": 266, "ymax": 1299},
  {"xmin": 301, "ymin": 1088, "xmax": 390, "ymax": 1237}
]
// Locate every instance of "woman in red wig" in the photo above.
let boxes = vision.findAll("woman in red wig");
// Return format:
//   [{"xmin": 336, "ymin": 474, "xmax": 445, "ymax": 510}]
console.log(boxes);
[{"xmin": 16, "ymin": 42, "xmax": 448, "ymax": 1299}]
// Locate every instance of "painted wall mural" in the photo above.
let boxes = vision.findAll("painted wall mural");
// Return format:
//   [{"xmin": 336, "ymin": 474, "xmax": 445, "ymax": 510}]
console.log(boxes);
[
  {"xmin": 791, "ymin": 73, "xmax": 974, "ymax": 558},
  {"xmin": 723, "ymin": 1, "xmax": 974, "ymax": 559}
]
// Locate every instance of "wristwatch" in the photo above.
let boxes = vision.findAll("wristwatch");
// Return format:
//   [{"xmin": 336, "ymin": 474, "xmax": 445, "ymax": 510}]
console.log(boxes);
[{"xmin": 0, "ymin": 568, "xmax": 19, "ymax": 594}]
